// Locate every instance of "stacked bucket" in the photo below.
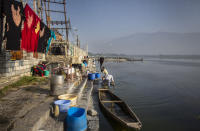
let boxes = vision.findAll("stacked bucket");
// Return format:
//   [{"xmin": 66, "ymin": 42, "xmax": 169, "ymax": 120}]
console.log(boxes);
[
  {"xmin": 88, "ymin": 72, "xmax": 100, "ymax": 80},
  {"xmin": 54, "ymin": 99, "xmax": 87, "ymax": 131}
]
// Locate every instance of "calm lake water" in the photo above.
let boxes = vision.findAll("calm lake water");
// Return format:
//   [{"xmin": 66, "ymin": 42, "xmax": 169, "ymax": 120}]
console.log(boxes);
[{"xmin": 99, "ymin": 59, "xmax": 200, "ymax": 131}]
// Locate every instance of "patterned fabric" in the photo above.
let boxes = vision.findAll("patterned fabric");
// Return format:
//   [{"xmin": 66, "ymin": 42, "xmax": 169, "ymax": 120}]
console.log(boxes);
[
  {"xmin": 4, "ymin": 0, "xmax": 24, "ymax": 50},
  {"xmin": 37, "ymin": 22, "xmax": 51, "ymax": 53},
  {"xmin": 21, "ymin": 4, "xmax": 41, "ymax": 52},
  {"xmin": 0, "ymin": 0, "xmax": 3, "ymax": 52},
  {"xmin": 0, "ymin": 1, "xmax": 2, "ymax": 16},
  {"xmin": 31, "ymin": 64, "xmax": 46, "ymax": 77}
]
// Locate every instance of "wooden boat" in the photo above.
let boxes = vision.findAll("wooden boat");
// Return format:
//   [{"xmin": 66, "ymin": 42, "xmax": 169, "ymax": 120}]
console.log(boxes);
[{"xmin": 98, "ymin": 88, "xmax": 142, "ymax": 130}]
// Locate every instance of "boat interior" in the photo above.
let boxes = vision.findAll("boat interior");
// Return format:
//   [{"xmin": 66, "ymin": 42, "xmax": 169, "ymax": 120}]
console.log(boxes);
[{"xmin": 99, "ymin": 89, "xmax": 138, "ymax": 123}]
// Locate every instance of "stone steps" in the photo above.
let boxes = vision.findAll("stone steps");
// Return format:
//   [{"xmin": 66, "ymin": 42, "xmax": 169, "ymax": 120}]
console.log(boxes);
[
  {"xmin": 77, "ymin": 81, "xmax": 94, "ymax": 110},
  {"xmin": 38, "ymin": 78, "xmax": 88, "ymax": 131},
  {"xmin": 5, "ymin": 78, "xmax": 82, "ymax": 131}
]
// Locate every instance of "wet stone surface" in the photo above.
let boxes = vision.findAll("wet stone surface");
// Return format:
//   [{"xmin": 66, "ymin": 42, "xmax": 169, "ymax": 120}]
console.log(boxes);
[{"xmin": 0, "ymin": 82, "xmax": 50, "ymax": 131}]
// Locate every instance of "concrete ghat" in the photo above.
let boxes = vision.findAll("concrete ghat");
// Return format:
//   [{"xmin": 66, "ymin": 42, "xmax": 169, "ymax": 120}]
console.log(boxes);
[
  {"xmin": 38, "ymin": 78, "xmax": 89, "ymax": 131},
  {"xmin": 51, "ymin": 77, "xmax": 81, "ymax": 96},
  {"xmin": 8, "ymin": 61, "xmax": 100, "ymax": 131},
  {"xmin": 75, "ymin": 80, "xmax": 100, "ymax": 131},
  {"xmin": 9, "ymin": 78, "xmax": 81, "ymax": 131},
  {"xmin": 38, "ymin": 79, "xmax": 100, "ymax": 131},
  {"xmin": 12, "ymin": 97, "xmax": 54, "ymax": 131},
  {"xmin": 85, "ymin": 81, "xmax": 100, "ymax": 131},
  {"xmin": 77, "ymin": 80, "xmax": 94, "ymax": 110}
]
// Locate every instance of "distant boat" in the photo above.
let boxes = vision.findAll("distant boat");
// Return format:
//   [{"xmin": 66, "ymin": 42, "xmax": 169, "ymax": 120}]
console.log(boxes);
[{"xmin": 98, "ymin": 89, "xmax": 142, "ymax": 130}]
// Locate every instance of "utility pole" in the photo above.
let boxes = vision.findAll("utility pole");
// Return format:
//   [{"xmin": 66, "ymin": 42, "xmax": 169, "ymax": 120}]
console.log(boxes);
[
  {"xmin": 40, "ymin": 0, "xmax": 43, "ymax": 21},
  {"xmin": 76, "ymin": 35, "xmax": 79, "ymax": 47},
  {"xmin": 43, "ymin": 0, "xmax": 69, "ymax": 56},
  {"xmin": 36, "ymin": 0, "xmax": 41, "ymax": 18},
  {"xmin": 43, "ymin": 0, "xmax": 49, "ymax": 27},
  {"xmin": 63, "ymin": 0, "xmax": 69, "ymax": 57},
  {"xmin": 47, "ymin": 0, "xmax": 50, "ymax": 20},
  {"xmin": 33, "ymin": 0, "xmax": 37, "ymax": 13},
  {"xmin": 63, "ymin": 0, "xmax": 68, "ymax": 42},
  {"xmin": 86, "ymin": 44, "xmax": 88, "ymax": 55}
]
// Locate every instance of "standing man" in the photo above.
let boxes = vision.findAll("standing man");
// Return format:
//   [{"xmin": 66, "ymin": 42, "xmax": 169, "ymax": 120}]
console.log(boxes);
[{"xmin": 99, "ymin": 57, "xmax": 104, "ymax": 69}]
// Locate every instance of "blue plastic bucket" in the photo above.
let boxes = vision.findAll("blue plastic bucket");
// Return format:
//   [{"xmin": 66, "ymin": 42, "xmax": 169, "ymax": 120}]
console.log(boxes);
[
  {"xmin": 66, "ymin": 107, "xmax": 87, "ymax": 131},
  {"xmin": 95, "ymin": 73, "xmax": 100, "ymax": 79},
  {"xmin": 54, "ymin": 100, "xmax": 71, "ymax": 112},
  {"xmin": 88, "ymin": 73, "xmax": 95, "ymax": 80}
]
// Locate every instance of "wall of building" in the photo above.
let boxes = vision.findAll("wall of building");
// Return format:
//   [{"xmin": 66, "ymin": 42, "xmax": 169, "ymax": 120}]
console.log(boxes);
[
  {"xmin": 50, "ymin": 41, "xmax": 87, "ymax": 64},
  {"xmin": 0, "ymin": 52, "xmax": 43, "ymax": 78},
  {"xmin": 72, "ymin": 45, "xmax": 87, "ymax": 64}
]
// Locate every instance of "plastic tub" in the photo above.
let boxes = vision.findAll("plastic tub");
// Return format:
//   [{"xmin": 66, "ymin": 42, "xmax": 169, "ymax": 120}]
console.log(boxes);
[
  {"xmin": 88, "ymin": 73, "xmax": 95, "ymax": 80},
  {"xmin": 66, "ymin": 107, "xmax": 87, "ymax": 131},
  {"xmin": 58, "ymin": 94, "xmax": 77, "ymax": 106},
  {"xmin": 54, "ymin": 100, "xmax": 71, "ymax": 112},
  {"xmin": 95, "ymin": 73, "xmax": 100, "ymax": 79}
]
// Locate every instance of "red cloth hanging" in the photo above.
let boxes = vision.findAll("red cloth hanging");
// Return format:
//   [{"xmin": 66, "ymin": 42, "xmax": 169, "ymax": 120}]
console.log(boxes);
[{"xmin": 21, "ymin": 4, "xmax": 40, "ymax": 52}]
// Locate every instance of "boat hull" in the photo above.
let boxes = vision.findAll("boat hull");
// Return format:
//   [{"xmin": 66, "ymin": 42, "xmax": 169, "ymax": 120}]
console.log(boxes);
[{"xmin": 98, "ymin": 89, "xmax": 142, "ymax": 130}]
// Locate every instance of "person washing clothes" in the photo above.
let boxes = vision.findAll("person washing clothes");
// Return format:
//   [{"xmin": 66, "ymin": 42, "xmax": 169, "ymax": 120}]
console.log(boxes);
[
  {"xmin": 83, "ymin": 60, "xmax": 87, "ymax": 67},
  {"xmin": 101, "ymin": 67, "xmax": 115, "ymax": 87},
  {"xmin": 101, "ymin": 66, "xmax": 108, "ymax": 76}
]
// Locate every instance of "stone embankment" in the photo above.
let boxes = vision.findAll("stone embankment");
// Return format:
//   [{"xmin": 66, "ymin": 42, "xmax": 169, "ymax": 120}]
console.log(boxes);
[
  {"xmin": 0, "ymin": 79, "xmax": 51, "ymax": 131},
  {"xmin": 0, "ymin": 52, "xmax": 43, "ymax": 78},
  {"xmin": 0, "ymin": 77, "xmax": 99, "ymax": 131},
  {"xmin": 0, "ymin": 58, "xmax": 100, "ymax": 131}
]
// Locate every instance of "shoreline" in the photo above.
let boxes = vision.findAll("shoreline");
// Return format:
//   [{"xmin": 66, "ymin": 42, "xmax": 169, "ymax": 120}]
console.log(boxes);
[{"xmin": 98, "ymin": 57, "xmax": 143, "ymax": 62}]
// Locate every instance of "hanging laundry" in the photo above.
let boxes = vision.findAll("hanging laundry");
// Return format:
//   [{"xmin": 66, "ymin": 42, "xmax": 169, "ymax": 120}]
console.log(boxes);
[
  {"xmin": 0, "ymin": 0, "xmax": 4, "ymax": 19},
  {"xmin": 3, "ymin": 0, "xmax": 24, "ymax": 50},
  {"xmin": 0, "ymin": 1, "xmax": 2, "ymax": 15},
  {"xmin": 46, "ymin": 30, "xmax": 56, "ymax": 54},
  {"xmin": 21, "ymin": 4, "xmax": 41, "ymax": 52},
  {"xmin": 32, "ymin": 15, "xmax": 40, "ymax": 52},
  {"xmin": 37, "ymin": 22, "xmax": 51, "ymax": 53},
  {"xmin": 0, "ymin": 0, "xmax": 3, "ymax": 52}
]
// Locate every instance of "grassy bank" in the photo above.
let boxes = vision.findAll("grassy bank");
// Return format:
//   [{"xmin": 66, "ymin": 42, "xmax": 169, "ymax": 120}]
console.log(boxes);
[{"xmin": 0, "ymin": 76, "xmax": 48, "ymax": 97}]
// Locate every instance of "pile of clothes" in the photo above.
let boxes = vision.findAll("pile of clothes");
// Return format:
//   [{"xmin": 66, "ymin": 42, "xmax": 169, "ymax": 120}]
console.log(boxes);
[{"xmin": 31, "ymin": 64, "xmax": 46, "ymax": 77}]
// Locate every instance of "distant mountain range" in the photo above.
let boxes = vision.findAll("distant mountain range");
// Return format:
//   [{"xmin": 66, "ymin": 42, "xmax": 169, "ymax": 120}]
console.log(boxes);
[{"xmin": 93, "ymin": 32, "xmax": 200, "ymax": 55}]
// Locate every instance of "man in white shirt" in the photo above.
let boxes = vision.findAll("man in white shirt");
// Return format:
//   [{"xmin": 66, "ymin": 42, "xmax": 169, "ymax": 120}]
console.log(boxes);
[
  {"xmin": 105, "ymin": 74, "xmax": 115, "ymax": 86},
  {"xmin": 101, "ymin": 67, "xmax": 115, "ymax": 87}
]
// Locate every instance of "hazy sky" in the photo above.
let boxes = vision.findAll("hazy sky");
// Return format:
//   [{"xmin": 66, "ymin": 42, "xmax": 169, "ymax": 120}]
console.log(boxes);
[
  {"xmin": 29, "ymin": 0, "xmax": 200, "ymax": 54},
  {"xmin": 67, "ymin": 0, "xmax": 200, "ymax": 54}
]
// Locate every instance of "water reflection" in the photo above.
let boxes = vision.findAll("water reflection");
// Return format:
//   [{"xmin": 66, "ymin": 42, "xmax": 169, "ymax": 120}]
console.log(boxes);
[{"xmin": 99, "ymin": 59, "xmax": 200, "ymax": 131}]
